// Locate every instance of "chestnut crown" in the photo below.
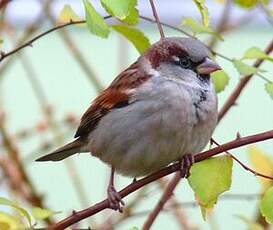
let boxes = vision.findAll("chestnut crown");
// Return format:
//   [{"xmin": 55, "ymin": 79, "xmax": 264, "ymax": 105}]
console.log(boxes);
[{"xmin": 144, "ymin": 37, "xmax": 220, "ymax": 76}]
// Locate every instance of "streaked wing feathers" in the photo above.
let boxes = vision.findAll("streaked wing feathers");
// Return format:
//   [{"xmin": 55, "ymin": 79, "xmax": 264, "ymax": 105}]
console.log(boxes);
[{"xmin": 74, "ymin": 62, "xmax": 150, "ymax": 138}]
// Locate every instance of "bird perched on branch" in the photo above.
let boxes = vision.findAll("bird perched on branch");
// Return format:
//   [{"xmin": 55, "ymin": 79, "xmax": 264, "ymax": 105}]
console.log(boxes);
[{"xmin": 36, "ymin": 37, "xmax": 220, "ymax": 212}]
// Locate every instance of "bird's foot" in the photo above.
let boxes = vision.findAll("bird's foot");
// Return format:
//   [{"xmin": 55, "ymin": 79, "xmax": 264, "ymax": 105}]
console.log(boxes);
[
  {"xmin": 179, "ymin": 153, "xmax": 195, "ymax": 178},
  {"xmin": 107, "ymin": 185, "xmax": 125, "ymax": 212}
]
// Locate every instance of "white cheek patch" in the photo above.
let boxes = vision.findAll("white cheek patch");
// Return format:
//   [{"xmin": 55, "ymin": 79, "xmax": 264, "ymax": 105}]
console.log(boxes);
[
  {"xmin": 148, "ymin": 68, "xmax": 160, "ymax": 77},
  {"xmin": 171, "ymin": 56, "xmax": 180, "ymax": 62}
]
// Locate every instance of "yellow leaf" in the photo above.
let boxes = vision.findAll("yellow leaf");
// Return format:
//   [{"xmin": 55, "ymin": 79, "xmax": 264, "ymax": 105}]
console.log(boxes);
[
  {"xmin": 0, "ymin": 212, "xmax": 25, "ymax": 230},
  {"xmin": 58, "ymin": 4, "xmax": 82, "ymax": 25},
  {"xmin": 193, "ymin": 0, "xmax": 210, "ymax": 27},
  {"xmin": 248, "ymin": 146, "xmax": 273, "ymax": 191}
]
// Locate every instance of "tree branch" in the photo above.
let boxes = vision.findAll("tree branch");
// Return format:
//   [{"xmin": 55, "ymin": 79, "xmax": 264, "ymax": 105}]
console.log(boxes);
[
  {"xmin": 211, "ymin": 138, "xmax": 273, "ymax": 180},
  {"xmin": 148, "ymin": 0, "xmax": 165, "ymax": 39},
  {"xmin": 142, "ymin": 173, "xmax": 183, "ymax": 230},
  {"xmin": 48, "ymin": 129, "xmax": 273, "ymax": 230}
]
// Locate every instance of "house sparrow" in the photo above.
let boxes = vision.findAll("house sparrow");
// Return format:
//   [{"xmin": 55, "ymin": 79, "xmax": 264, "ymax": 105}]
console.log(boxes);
[{"xmin": 36, "ymin": 37, "xmax": 220, "ymax": 212}]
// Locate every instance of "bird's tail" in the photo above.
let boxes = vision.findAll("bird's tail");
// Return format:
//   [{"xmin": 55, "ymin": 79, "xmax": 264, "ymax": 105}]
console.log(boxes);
[{"xmin": 35, "ymin": 138, "xmax": 88, "ymax": 162}]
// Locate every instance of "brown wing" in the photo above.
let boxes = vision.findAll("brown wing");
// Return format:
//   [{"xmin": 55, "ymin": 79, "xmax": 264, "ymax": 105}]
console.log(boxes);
[{"xmin": 74, "ymin": 62, "xmax": 150, "ymax": 138}]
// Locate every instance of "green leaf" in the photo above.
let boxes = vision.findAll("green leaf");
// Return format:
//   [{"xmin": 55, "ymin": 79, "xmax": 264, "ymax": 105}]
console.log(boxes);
[
  {"xmin": 112, "ymin": 25, "xmax": 150, "ymax": 54},
  {"xmin": 234, "ymin": 0, "xmax": 259, "ymax": 8},
  {"xmin": 58, "ymin": 4, "xmax": 82, "ymax": 24},
  {"xmin": 260, "ymin": 186, "xmax": 273, "ymax": 224},
  {"xmin": 193, "ymin": 0, "xmax": 210, "ymax": 27},
  {"xmin": 83, "ymin": 0, "xmax": 110, "ymax": 38},
  {"xmin": 182, "ymin": 17, "xmax": 223, "ymax": 40},
  {"xmin": 122, "ymin": 7, "xmax": 139, "ymax": 25},
  {"xmin": 0, "ymin": 38, "xmax": 3, "ymax": 47},
  {"xmin": 101, "ymin": 0, "xmax": 137, "ymax": 20},
  {"xmin": 261, "ymin": 0, "xmax": 270, "ymax": 4},
  {"xmin": 265, "ymin": 82, "xmax": 273, "ymax": 99},
  {"xmin": 0, "ymin": 197, "xmax": 31, "ymax": 226},
  {"xmin": 31, "ymin": 207, "xmax": 59, "ymax": 221},
  {"xmin": 188, "ymin": 156, "xmax": 233, "ymax": 218},
  {"xmin": 232, "ymin": 59, "xmax": 264, "ymax": 75},
  {"xmin": 129, "ymin": 227, "xmax": 140, "ymax": 230},
  {"xmin": 237, "ymin": 215, "xmax": 264, "ymax": 230},
  {"xmin": 248, "ymin": 146, "xmax": 273, "ymax": 190},
  {"xmin": 0, "ymin": 211, "xmax": 25, "ymax": 230},
  {"xmin": 211, "ymin": 70, "xmax": 229, "ymax": 93},
  {"xmin": 243, "ymin": 47, "xmax": 273, "ymax": 62}
]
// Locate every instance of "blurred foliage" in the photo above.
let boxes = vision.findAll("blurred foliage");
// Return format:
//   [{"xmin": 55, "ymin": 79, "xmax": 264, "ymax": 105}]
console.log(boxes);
[
  {"xmin": 0, "ymin": 197, "xmax": 31, "ymax": 227},
  {"xmin": 260, "ymin": 186, "xmax": 273, "ymax": 224},
  {"xmin": 243, "ymin": 47, "xmax": 273, "ymax": 62},
  {"xmin": 192, "ymin": 0, "xmax": 210, "ymax": 26},
  {"xmin": 248, "ymin": 146, "xmax": 273, "ymax": 191},
  {"xmin": 0, "ymin": 197, "xmax": 57, "ymax": 229},
  {"xmin": 181, "ymin": 17, "xmax": 223, "ymax": 39},
  {"xmin": 232, "ymin": 59, "xmax": 264, "ymax": 75},
  {"xmin": 265, "ymin": 83, "xmax": 273, "ymax": 99},
  {"xmin": 58, "ymin": 4, "xmax": 82, "ymax": 24},
  {"xmin": 234, "ymin": 0, "xmax": 270, "ymax": 8},
  {"xmin": 237, "ymin": 215, "xmax": 264, "ymax": 230}
]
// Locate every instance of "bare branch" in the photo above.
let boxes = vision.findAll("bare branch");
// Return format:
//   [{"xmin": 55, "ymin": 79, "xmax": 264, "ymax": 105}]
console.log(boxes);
[
  {"xmin": 148, "ymin": 0, "xmax": 165, "ymax": 39},
  {"xmin": 48, "ymin": 129, "xmax": 273, "ymax": 230},
  {"xmin": 211, "ymin": 138, "xmax": 273, "ymax": 180},
  {"xmin": 142, "ymin": 173, "xmax": 184, "ymax": 230}
]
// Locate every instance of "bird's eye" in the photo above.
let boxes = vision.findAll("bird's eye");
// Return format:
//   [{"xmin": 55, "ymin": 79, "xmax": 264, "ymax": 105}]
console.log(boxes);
[{"xmin": 179, "ymin": 56, "xmax": 191, "ymax": 69}]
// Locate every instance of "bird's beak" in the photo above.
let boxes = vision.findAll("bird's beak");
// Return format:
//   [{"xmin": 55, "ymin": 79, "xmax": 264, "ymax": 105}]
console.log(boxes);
[{"xmin": 197, "ymin": 58, "xmax": 221, "ymax": 75}]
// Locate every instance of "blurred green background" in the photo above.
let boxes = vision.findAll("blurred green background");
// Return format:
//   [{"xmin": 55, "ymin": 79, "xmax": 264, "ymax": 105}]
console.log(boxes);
[
  {"xmin": 0, "ymin": 0, "xmax": 273, "ymax": 228},
  {"xmin": 1, "ymin": 23, "xmax": 272, "ymax": 229}
]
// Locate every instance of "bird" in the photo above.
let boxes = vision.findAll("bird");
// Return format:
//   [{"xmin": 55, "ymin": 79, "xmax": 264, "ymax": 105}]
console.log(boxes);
[{"xmin": 36, "ymin": 37, "xmax": 220, "ymax": 212}]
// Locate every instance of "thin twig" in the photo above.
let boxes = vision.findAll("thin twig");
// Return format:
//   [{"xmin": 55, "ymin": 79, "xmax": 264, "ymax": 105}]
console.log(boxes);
[
  {"xmin": 0, "ymin": 15, "xmax": 233, "ymax": 66},
  {"xmin": 211, "ymin": 138, "xmax": 273, "ymax": 180},
  {"xmin": 157, "ymin": 178, "xmax": 197, "ymax": 229},
  {"xmin": 148, "ymin": 0, "xmax": 165, "ymax": 39},
  {"xmin": 207, "ymin": 0, "xmax": 232, "ymax": 48},
  {"xmin": 0, "ymin": 0, "xmax": 52, "ymax": 78},
  {"xmin": 48, "ymin": 129, "xmax": 273, "ymax": 230},
  {"xmin": 142, "ymin": 173, "xmax": 182, "ymax": 230},
  {"xmin": 109, "ymin": 193, "xmax": 262, "ymax": 224}
]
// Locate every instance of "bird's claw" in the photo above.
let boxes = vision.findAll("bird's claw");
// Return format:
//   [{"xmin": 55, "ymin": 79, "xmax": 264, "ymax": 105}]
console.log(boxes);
[
  {"xmin": 107, "ymin": 185, "xmax": 125, "ymax": 212},
  {"xmin": 179, "ymin": 153, "xmax": 195, "ymax": 178}
]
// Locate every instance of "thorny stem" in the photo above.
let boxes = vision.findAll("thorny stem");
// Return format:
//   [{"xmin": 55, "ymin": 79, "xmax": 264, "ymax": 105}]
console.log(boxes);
[{"xmin": 48, "ymin": 129, "xmax": 273, "ymax": 230}]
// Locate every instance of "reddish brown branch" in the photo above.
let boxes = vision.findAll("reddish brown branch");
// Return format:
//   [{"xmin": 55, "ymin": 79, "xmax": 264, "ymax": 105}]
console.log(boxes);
[
  {"xmin": 142, "ymin": 173, "xmax": 182, "ymax": 230},
  {"xmin": 0, "ymin": 121, "xmax": 54, "ymax": 225},
  {"xmin": 211, "ymin": 138, "xmax": 273, "ymax": 180},
  {"xmin": 0, "ymin": 17, "xmax": 108, "ymax": 63},
  {"xmin": 148, "ymin": 0, "xmax": 165, "ymax": 39},
  {"xmin": 0, "ymin": 0, "xmax": 11, "ymax": 9},
  {"xmin": 218, "ymin": 39, "xmax": 273, "ymax": 122},
  {"xmin": 48, "ymin": 129, "xmax": 273, "ymax": 230}
]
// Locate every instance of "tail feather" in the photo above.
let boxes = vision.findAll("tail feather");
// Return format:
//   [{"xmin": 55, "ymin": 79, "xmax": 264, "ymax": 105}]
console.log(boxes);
[{"xmin": 36, "ymin": 138, "xmax": 87, "ymax": 162}]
